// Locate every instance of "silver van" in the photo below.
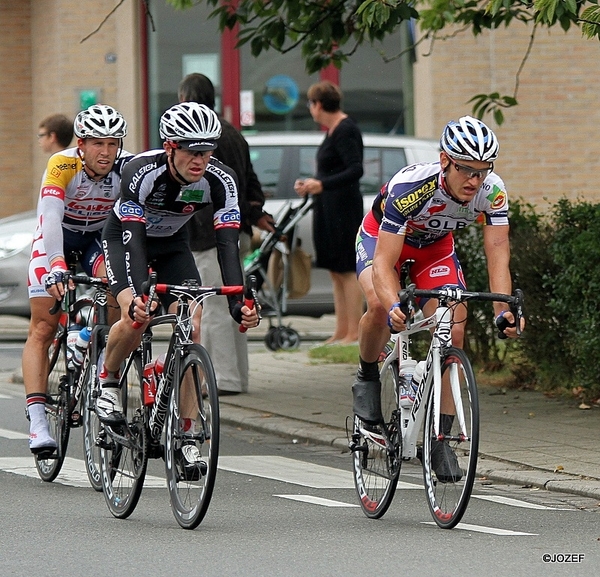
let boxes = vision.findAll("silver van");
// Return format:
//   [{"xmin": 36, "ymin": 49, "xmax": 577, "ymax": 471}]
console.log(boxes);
[{"xmin": 246, "ymin": 132, "xmax": 441, "ymax": 317}]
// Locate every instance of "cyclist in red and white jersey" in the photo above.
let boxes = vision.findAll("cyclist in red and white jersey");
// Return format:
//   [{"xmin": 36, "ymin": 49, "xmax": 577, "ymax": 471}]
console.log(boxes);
[
  {"xmin": 23, "ymin": 104, "xmax": 131, "ymax": 455},
  {"xmin": 353, "ymin": 116, "xmax": 524, "ymax": 481}
]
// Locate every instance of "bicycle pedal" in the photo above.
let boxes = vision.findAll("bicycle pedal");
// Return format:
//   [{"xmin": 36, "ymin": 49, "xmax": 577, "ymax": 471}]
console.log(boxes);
[
  {"xmin": 35, "ymin": 449, "xmax": 58, "ymax": 460},
  {"xmin": 349, "ymin": 440, "xmax": 368, "ymax": 453}
]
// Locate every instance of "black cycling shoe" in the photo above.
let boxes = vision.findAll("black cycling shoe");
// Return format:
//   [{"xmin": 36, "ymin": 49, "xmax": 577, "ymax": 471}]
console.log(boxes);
[
  {"xmin": 430, "ymin": 440, "xmax": 463, "ymax": 483},
  {"xmin": 352, "ymin": 377, "xmax": 384, "ymax": 425},
  {"xmin": 175, "ymin": 440, "xmax": 207, "ymax": 482}
]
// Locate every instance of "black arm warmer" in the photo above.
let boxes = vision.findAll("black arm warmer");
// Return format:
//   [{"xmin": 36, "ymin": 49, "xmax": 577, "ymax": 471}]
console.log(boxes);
[{"xmin": 215, "ymin": 226, "xmax": 245, "ymax": 323}]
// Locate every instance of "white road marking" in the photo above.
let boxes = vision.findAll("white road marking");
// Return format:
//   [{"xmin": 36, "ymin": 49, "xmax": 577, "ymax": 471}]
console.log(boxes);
[
  {"xmin": 218, "ymin": 455, "xmax": 355, "ymax": 488},
  {"xmin": 275, "ymin": 494, "xmax": 359, "ymax": 507},
  {"xmin": 0, "ymin": 457, "xmax": 165, "ymax": 488},
  {"xmin": 0, "ymin": 428, "xmax": 28, "ymax": 440},
  {"xmin": 473, "ymin": 494, "xmax": 572, "ymax": 510},
  {"xmin": 422, "ymin": 521, "xmax": 538, "ymax": 535}
]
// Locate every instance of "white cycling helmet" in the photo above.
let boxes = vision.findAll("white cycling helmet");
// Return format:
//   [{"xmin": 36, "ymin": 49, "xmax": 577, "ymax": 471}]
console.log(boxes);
[
  {"xmin": 74, "ymin": 104, "xmax": 128, "ymax": 139},
  {"xmin": 159, "ymin": 102, "xmax": 221, "ymax": 151},
  {"xmin": 440, "ymin": 116, "xmax": 499, "ymax": 162}
]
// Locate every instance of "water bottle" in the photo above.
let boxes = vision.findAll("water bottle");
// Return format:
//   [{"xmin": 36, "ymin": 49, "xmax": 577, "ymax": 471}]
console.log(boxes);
[
  {"xmin": 399, "ymin": 359, "xmax": 417, "ymax": 409},
  {"xmin": 143, "ymin": 361, "xmax": 157, "ymax": 406},
  {"xmin": 143, "ymin": 354, "xmax": 165, "ymax": 406},
  {"xmin": 69, "ymin": 326, "xmax": 91, "ymax": 369},
  {"xmin": 410, "ymin": 361, "xmax": 426, "ymax": 398},
  {"xmin": 154, "ymin": 353, "xmax": 166, "ymax": 379},
  {"xmin": 66, "ymin": 324, "xmax": 81, "ymax": 367}
]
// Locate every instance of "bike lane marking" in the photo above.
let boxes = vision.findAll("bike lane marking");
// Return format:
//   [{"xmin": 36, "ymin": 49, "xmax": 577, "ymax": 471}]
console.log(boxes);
[
  {"xmin": 422, "ymin": 521, "xmax": 538, "ymax": 535},
  {"xmin": 0, "ymin": 457, "xmax": 166, "ymax": 488}
]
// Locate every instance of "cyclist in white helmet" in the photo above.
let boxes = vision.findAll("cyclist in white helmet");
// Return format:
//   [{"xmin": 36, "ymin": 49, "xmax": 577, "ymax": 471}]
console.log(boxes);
[
  {"xmin": 96, "ymin": 103, "xmax": 259, "ymax": 454},
  {"xmin": 23, "ymin": 104, "xmax": 132, "ymax": 455},
  {"xmin": 353, "ymin": 116, "xmax": 524, "ymax": 482}
]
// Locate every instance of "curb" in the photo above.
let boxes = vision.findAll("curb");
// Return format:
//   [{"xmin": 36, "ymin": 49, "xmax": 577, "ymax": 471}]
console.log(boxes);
[{"xmin": 219, "ymin": 402, "xmax": 600, "ymax": 501}]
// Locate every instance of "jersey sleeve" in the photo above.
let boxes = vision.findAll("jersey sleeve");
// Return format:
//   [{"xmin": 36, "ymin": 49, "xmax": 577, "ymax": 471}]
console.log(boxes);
[
  {"xmin": 480, "ymin": 176, "xmax": 509, "ymax": 226},
  {"xmin": 115, "ymin": 157, "xmax": 150, "ymax": 295},
  {"xmin": 38, "ymin": 151, "xmax": 80, "ymax": 267}
]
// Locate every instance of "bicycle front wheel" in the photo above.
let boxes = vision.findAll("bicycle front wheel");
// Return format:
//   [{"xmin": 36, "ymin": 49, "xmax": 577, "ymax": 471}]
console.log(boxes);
[
  {"xmin": 351, "ymin": 344, "xmax": 401, "ymax": 519},
  {"xmin": 165, "ymin": 344, "xmax": 220, "ymax": 530},
  {"xmin": 422, "ymin": 347, "xmax": 479, "ymax": 529},
  {"xmin": 81, "ymin": 339, "xmax": 104, "ymax": 492},
  {"xmin": 35, "ymin": 327, "xmax": 70, "ymax": 482},
  {"xmin": 101, "ymin": 351, "xmax": 147, "ymax": 519}
]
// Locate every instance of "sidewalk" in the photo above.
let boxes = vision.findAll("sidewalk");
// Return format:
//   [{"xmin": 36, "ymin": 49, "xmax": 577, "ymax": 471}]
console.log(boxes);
[{"xmin": 3, "ymin": 314, "xmax": 600, "ymax": 499}]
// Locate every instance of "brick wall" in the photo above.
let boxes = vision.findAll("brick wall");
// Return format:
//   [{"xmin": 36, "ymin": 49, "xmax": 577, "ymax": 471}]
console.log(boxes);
[
  {"xmin": 414, "ymin": 23, "xmax": 600, "ymax": 209},
  {"xmin": 0, "ymin": 0, "xmax": 141, "ymax": 219},
  {"xmin": 0, "ymin": 3, "xmax": 32, "ymax": 216}
]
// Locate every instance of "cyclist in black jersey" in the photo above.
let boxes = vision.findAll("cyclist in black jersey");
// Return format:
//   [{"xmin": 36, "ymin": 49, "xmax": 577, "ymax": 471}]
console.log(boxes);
[{"xmin": 96, "ymin": 102, "xmax": 259, "ymax": 426}]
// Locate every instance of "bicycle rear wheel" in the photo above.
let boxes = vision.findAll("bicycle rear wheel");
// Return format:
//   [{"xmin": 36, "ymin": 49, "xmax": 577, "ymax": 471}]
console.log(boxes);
[
  {"xmin": 101, "ymin": 351, "xmax": 147, "ymax": 519},
  {"xmin": 165, "ymin": 344, "xmax": 220, "ymax": 529},
  {"xmin": 422, "ymin": 347, "xmax": 479, "ymax": 529},
  {"xmin": 35, "ymin": 326, "xmax": 71, "ymax": 482},
  {"xmin": 351, "ymin": 344, "xmax": 401, "ymax": 519}
]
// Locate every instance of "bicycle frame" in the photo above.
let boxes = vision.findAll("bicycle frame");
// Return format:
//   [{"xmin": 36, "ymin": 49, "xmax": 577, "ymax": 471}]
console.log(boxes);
[{"xmin": 379, "ymin": 299, "xmax": 454, "ymax": 460}]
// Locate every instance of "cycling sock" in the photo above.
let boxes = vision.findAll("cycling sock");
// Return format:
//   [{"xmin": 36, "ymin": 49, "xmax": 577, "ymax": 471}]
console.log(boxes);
[
  {"xmin": 357, "ymin": 358, "xmax": 380, "ymax": 381},
  {"xmin": 26, "ymin": 395, "xmax": 47, "ymax": 423}
]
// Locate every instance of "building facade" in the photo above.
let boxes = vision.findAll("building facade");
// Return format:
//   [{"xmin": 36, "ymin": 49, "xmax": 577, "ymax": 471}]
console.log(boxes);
[{"xmin": 1, "ymin": 1, "xmax": 599, "ymax": 217}]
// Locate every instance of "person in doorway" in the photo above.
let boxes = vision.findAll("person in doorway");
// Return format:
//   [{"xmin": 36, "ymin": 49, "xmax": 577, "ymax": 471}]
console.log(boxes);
[
  {"xmin": 294, "ymin": 81, "xmax": 364, "ymax": 344},
  {"xmin": 179, "ymin": 73, "xmax": 274, "ymax": 394},
  {"xmin": 37, "ymin": 114, "xmax": 74, "ymax": 155}
]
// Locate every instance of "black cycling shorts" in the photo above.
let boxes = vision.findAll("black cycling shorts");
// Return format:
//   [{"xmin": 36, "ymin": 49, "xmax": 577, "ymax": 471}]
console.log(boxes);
[{"xmin": 102, "ymin": 213, "xmax": 201, "ymax": 307}]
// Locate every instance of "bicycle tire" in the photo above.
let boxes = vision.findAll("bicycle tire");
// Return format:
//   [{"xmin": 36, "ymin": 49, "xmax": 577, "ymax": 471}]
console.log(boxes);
[
  {"xmin": 101, "ymin": 351, "xmax": 147, "ymax": 519},
  {"xmin": 351, "ymin": 344, "xmax": 401, "ymax": 519},
  {"xmin": 422, "ymin": 347, "xmax": 479, "ymax": 529},
  {"xmin": 35, "ymin": 325, "xmax": 71, "ymax": 482},
  {"xmin": 165, "ymin": 344, "xmax": 220, "ymax": 530},
  {"xmin": 81, "ymin": 329, "xmax": 107, "ymax": 492}
]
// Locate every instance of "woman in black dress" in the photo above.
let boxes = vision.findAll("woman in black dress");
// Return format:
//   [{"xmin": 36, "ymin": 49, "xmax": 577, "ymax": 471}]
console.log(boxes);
[{"xmin": 294, "ymin": 81, "xmax": 364, "ymax": 344}]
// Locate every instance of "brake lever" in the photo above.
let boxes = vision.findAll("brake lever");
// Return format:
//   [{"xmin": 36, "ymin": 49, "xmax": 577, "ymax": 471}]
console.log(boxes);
[{"xmin": 239, "ymin": 275, "xmax": 261, "ymax": 333}]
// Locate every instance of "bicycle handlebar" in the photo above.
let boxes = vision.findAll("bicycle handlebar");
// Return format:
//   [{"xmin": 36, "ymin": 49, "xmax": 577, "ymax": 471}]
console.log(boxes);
[
  {"xmin": 398, "ymin": 284, "xmax": 524, "ymax": 338},
  {"xmin": 131, "ymin": 273, "xmax": 261, "ymax": 330},
  {"xmin": 48, "ymin": 272, "xmax": 109, "ymax": 315}
]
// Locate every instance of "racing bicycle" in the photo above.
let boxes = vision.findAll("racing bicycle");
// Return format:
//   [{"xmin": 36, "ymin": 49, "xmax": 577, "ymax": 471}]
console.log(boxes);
[
  {"xmin": 99, "ymin": 273, "xmax": 259, "ymax": 529},
  {"xmin": 350, "ymin": 281, "xmax": 523, "ymax": 528},
  {"xmin": 34, "ymin": 269, "xmax": 109, "ymax": 484}
]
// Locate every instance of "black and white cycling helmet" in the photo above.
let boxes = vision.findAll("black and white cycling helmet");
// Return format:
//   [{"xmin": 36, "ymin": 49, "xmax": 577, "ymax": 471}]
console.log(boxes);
[
  {"xmin": 440, "ymin": 116, "xmax": 499, "ymax": 162},
  {"xmin": 74, "ymin": 104, "xmax": 128, "ymax": 139},
  {"xmin": 159, "ymin": 102, "xmax": 221, "ymax": 151}
]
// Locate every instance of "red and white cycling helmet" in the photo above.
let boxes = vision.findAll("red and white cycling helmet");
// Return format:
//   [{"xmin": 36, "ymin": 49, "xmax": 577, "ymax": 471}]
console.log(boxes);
[
  {"xmin": 74, "ymin": 104, "xmax": 128, "ymax": 139},
  {"xmin": 440, "ymin": 116, "xmax": 499, "ymax": 162}
]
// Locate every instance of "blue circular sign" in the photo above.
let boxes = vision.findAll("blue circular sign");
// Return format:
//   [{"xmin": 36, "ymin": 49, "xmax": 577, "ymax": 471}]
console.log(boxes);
[{"xmin": 263, "ymin": 75, "xmax": 300, "ymax": 115}]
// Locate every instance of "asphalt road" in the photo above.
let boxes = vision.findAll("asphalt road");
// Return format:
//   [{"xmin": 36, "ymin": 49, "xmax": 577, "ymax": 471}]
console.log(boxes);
[{"xmin": 1, "ymin": 374, "xmax": 599, "ymax": 577}]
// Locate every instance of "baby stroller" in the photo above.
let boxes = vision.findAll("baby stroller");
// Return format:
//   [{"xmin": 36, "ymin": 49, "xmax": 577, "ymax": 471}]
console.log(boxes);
[{"xmin": 244, "ymin": 195, "xmax": 314, "ymax": 351}]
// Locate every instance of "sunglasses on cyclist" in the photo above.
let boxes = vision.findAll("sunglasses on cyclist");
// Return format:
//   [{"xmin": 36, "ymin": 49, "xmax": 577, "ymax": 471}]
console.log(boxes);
[{"xmin": 449, "ymin": 159, "xmax": 493, "ymax": 180}]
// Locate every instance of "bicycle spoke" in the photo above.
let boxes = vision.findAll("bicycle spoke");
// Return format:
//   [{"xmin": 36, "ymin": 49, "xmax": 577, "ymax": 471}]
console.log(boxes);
[
  {"xmin": 35, "ymin": 333, "xmax": 70, "ymax": 482},
  {"xmin": 165, "ymin": 344, "xmax": 219, "ymax": 530},
  {"xmin": 351, "ymin": 344, "xmax": 401, "ymax": 519},
  {"xmin": 422, "ymin": 347, "xmax": 479, "ymax": 529},
  {"xmin": 101, "ymin": 352, "xmax": 147, "ymax": 519}
]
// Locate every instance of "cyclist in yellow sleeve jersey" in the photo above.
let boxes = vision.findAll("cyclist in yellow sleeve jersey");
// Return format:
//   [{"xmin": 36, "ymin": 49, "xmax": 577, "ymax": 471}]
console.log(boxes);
[{"xmin": 23, "ymin": 104, "xmax": 132, "ymax": 455}]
